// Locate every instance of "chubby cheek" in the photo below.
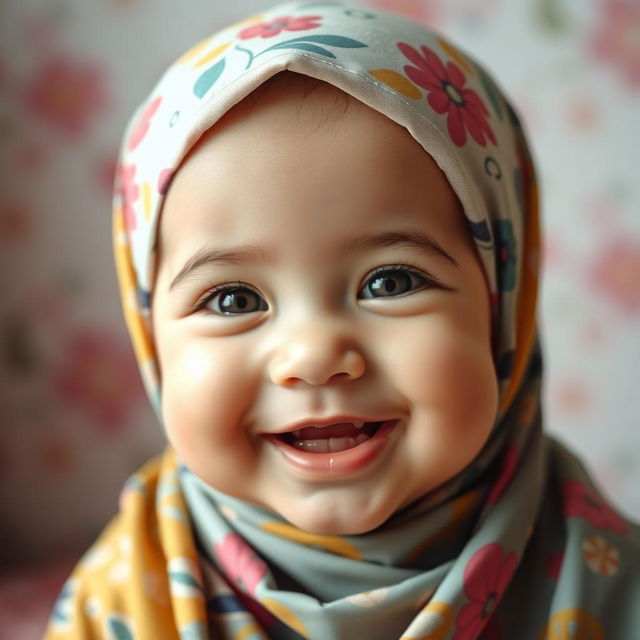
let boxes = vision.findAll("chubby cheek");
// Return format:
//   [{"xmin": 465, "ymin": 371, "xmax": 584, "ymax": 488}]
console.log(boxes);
[
  {"xmin": 385, "ymin": 319, "xmax": 498, "ymax": 469},
  {"xmin": 159, "ymin": 338, "xmax": 259, "ymax": 490}
]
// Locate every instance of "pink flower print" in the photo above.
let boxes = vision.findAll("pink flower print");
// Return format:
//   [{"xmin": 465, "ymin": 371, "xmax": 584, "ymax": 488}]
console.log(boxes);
[
  {"xmin": 562, "ymin": 480, "xmax": 629, "ymax": 535},
  {"xmin": 589, "ymin": 238, "xmax": 640, "ymax": 314},
  {"xmin": 480, "ymin": 617, "xmax": 502, "ymax": 640},
  {"xmin": 454, "ymin": 543, "xmax": 517, "ymax": 640},
  {"xmin": 25, "ymin": 55, "xmax": 106, "ymax": 137},
  {"xmin": 398, "ymin": 43, "xmax": 496, "ymax": 147},
  {"xmin": 591, "ymin": 0, "xmax": 640, "ymax": 88},
  {"xmin": 486, "ymin": 445, "xmax": 518, "ymax": 506},
  {"xmin": 127, "ymin": 95, "xmax": 163, "ymax": 151},
  {"xmin": 115, "ymin": 163, "xmax": 139, "ymax": 231},
  {"xmin": 157, "ymin": 167, "xmax": 174, "ymax": 195},
  {"xmin": 54, "ymin": 329, "xmax": 143, "ymax": 432},
  {"xmin": 238, "ymin": 15, "xmax": 322, "ymax": 40},
  {"xmin": 214, "ymin": 533, "xmax": 267, "ymax": 597}
]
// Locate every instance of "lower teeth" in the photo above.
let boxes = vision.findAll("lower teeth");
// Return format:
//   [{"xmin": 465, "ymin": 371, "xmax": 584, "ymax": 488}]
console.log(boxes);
[{"xmin": 292, "ymin": 433, "xmax": 370, "ymax": 453}]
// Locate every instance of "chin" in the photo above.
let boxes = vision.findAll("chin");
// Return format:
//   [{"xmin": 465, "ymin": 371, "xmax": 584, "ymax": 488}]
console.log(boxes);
[{"xmin": 275, "ymin": 495, "xmax": 396, "ymax": 536}]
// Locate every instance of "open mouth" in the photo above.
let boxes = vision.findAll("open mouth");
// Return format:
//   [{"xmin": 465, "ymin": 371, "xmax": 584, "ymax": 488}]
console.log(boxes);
[
  {"xmin": 277, "ymin": 421, "xmax": 383, "ymax": 453},
  {"xmin": 267, "ymin": 419, "xmax": 398, "ymax": 476}
]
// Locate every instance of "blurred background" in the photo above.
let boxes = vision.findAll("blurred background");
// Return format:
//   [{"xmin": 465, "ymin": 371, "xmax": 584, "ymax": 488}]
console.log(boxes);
[{"xmin": 1, "ymin": 0, "xmax": 639, "ymax": 635}]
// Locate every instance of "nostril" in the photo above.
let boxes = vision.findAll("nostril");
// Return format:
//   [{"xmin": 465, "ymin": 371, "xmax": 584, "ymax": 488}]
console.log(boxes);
[
  {"xmin": 268, "ymin": 340, "xmax": 366, "ymax": 387},
  {"xmin": 329, "ymin": 371, "xmax": 355, "ymax": 382}
]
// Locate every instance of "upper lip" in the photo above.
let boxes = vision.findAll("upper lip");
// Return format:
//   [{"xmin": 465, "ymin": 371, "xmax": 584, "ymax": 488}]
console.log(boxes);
[{"xmin": 264, "ymin": 416, "xmax": 393, "ymax": 436}]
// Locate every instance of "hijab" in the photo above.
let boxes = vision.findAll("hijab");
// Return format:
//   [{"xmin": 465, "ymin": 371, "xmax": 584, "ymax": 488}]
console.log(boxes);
[{"xmin": 47, "ymin": 2, "xmax": 640, "ymax": 639}]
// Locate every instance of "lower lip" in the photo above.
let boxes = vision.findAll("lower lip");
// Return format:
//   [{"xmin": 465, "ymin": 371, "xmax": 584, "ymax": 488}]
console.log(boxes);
[{"xmin": 265, "ymin": 420, "xmax": 398, "ymax": 478}]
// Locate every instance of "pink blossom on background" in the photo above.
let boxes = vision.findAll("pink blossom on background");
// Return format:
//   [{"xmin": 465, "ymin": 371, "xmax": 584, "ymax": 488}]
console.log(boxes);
[
  {"xmin": 238, "ymin": 15, "xmax": 322, "ymax": 40},
  {"xmin": 25, "ymin": 55, "xmax": 107, "ymax": 136},
  {"xmin": 578, "ymin": 322, "xmax": 607, "ymax": 348},
  {"xmin": 54, "ymin": 329, "xmax": 143, "ymax": 432},
  {"xmin": 213, "ymin": 533, "xmax": 268, "ymax": 597},
  {"xmin": 540, "ymin": 231, "xmax": 564, "ymax": 271},
  {"xmin": 398, "ymin": 43, "xmax": 496, "ymax": 147},
  {"xmin": 591, "ymin": 0, "xmax": 640, "ymax": 88},
  {"xmin": 0, "ymin": 55, "xmax": 6, "ymax": 89},
  {"xmin": 585, "ymin": 192, "xmax": 621, "ymax": 230},
  {"xmin": 25, "ymin": 284, "xmax": 69, "ymax": 332},
  {"xmin": 566, "ymin": 94, "xmax": 601, "ymax": 132},
  {"xmin": 38, "ymin": 432, "xmax": 75, "ymax": 476},
  {"xmin": 562, "ymin": 479, "xmax": 629, "ymax": 535},
  {"xmin": 454, "ymin": 543, "xmax": 518, "ymax": 640},
  {"xmin": 369, "ymin": 0, "xmax": 441, "ymax": 25},
  {"xmin": 100, "ymin": 152, "xmax": 119, "ymax": 194},
  {"xmin": 21, "ymin": 13, "xmax": 58, "ymax": 53},
  {"xmin": 0, "ymin": 560, "xmax": 73, "ymax": 637},
  {"xmin": 14, "ymin": 141, "xmax": 48, "ymax": 172},
  {"xmin": 0, "ymin": 200, "xmax": 32, "ymax": 244},
  {"xmin": 588, "ymin": 238, "xmax": 640, "ymax": 314},
  {"xmin": 552, "ymin": 378, "xmax": 591, "ymax": 415}
]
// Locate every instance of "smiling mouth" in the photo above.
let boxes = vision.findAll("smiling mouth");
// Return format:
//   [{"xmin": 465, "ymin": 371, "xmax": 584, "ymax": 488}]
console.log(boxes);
[{"xmin": 277, "ymin": 421, "xmax": 383, "ymax": 453}]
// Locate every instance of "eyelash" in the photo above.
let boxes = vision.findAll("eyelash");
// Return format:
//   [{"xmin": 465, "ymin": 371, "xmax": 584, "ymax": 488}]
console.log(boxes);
[
  {"xmin": 194, "ymin": 263, "xmax": 439, "ymax": 316},
  {"xmin": 194, "ymin": 281, "xmax": 263, "ymax": 316},
  {"xmin": 357, "ymin": 262, "xmax": 435, "ymax": 300}
]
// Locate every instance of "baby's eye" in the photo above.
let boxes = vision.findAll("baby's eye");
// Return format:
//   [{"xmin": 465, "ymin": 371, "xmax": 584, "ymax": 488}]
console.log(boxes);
[
  {"xmin": 199, "ymin": 285, "xmax": 268, "ymax": 315},
  {"xmin": 358, "ymin": 266, "xmax": 430, "ymax": 299}
]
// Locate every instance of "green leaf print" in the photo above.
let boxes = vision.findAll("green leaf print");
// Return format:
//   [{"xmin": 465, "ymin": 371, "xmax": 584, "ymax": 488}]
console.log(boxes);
[
  {"xmin": 107, "ymin": 617, "xmax": 134, "ymax": 640},
  {"xmin": 169, "ymin": 570, "xmax": 201, "ymax": 589},
  {"xmin": 267, "ymin": 41, "xmax": 336, "ymax": 58},
  {"xmin": 476, "ymin": 67, "xmax": 503, "ymax": 121},
  {"xmin": 193, "ymin": 58, "xmax": 226, "ymax": 99},
  {"xmin": 261, "ymin": 34, "xmax": 366, "ymax": 58},
  {"xmin": 281, "ymin": 34, "xmax": 366, "ymax": 48}
]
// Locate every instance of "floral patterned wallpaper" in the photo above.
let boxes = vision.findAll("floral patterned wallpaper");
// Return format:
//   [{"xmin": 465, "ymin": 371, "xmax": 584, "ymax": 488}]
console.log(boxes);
[{"xmin": 0, "ymin": 0, "xmax": 639, "ymax": 633}]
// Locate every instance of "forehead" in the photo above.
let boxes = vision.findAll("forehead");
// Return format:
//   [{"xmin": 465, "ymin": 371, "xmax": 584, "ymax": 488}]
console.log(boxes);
[{"xmin": 158, "ymin": 73, "xmax": 471, "ymax": 262}]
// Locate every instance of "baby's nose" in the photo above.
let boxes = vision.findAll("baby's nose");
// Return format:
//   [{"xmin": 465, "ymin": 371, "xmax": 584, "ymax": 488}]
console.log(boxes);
[{"xmin": 268, "ymin": 324, "xmax": 366, "ymax": 387}]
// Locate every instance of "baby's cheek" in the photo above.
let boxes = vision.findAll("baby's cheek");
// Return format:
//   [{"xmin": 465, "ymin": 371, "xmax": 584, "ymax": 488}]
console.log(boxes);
[
  {"xmin": 159, "ymin": 340, "xmax": 263, "ymax": 498},
  {"xmin": 394, "ymin": 325, "xmax": 497, "ymax": 428},
  {"xmin": 161, "ymin": 341, "xmax": 250, "ymax": 449}
]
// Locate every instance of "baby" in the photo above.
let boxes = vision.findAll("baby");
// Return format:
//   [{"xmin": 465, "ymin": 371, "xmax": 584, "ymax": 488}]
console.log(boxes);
[{"xmin": 46, "ymin": 3, "xmax": 640, "ymax": 640}]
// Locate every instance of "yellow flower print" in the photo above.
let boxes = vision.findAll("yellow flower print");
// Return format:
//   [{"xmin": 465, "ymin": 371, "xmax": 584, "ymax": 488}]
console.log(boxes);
[
  {"xmin": 401, "ymin": 601, "xmax": 453, "ymax": 640},
  {"xmin": 537, "ymin": 608, "xmax": 604, "ymax": 640},
  {"xmin": 260, "ymin": 521, "xmax": 363, "ymax": 560}
]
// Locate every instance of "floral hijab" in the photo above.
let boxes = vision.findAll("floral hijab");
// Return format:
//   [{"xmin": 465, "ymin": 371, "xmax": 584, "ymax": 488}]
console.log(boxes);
[{"xmin": 47, "ymin": 2, "xmax": 639, "ymax": 639}]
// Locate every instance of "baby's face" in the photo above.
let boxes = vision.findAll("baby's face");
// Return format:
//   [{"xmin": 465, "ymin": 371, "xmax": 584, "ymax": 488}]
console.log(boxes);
[{"xmin": 152, "ymin": 78, "xmax": 498, "ymax": 535}]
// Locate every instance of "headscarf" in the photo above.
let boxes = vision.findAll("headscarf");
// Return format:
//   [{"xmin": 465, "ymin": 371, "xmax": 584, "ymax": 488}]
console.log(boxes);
[{"xmin": 46, "ymin": 2, "xmax": 640, "ymax": 639}]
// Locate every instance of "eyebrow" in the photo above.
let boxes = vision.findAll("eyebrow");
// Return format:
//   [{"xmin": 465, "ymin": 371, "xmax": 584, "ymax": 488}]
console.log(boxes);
[
  {"xmin": 169, "ymin": 245, "xmax": 271, "ymax": 291},
  {"xmin": 169, "ymin": 228, "xmax": 457, "ymax": 291},
  {"xmin": 340, "ymin": 229, "xmax": 458, "ymax": 267}
]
